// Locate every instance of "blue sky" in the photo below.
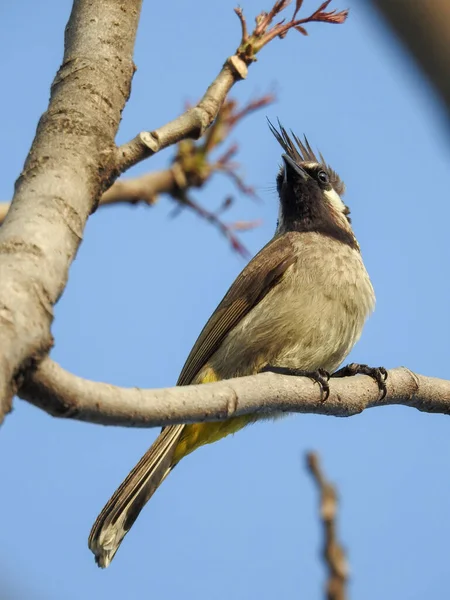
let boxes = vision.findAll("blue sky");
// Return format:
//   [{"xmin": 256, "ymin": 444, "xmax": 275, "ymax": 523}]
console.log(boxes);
[{"xmin": 1, "ymin": 1, "xmax": 450, "ymax": 598}]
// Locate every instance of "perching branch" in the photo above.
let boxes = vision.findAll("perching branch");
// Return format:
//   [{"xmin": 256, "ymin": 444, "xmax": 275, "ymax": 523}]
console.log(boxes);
[
  {"xmin": 368, "ymin": 0, "xmax": 450, "ymax": 120},
  {"xmin": 19, "ymin": 362, "xmax": 450, "ymax": 428},
  {"xmin": 307, "ymin": 452, "xmax": 348, "ymax": 600}
]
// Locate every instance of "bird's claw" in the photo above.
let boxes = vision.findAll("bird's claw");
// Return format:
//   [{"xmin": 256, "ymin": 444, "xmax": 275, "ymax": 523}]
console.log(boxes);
[{"xmin": 332, "ymin": 363, "xmax": 388, "ymax": 399}]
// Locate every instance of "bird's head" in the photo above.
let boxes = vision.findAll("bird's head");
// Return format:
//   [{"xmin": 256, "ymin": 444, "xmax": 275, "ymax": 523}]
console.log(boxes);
[{"xmin": 269, "ymin": 120, "xmax": 357, "ymax": 250}]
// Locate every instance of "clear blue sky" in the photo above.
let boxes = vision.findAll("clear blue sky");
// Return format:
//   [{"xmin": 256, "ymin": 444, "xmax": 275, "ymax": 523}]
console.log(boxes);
[{"xmin": 1, "ymin": 1, "xmax": 449, "ymax": 598}]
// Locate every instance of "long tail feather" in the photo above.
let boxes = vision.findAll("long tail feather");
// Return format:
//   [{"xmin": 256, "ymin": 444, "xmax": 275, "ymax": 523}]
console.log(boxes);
[{"xmin": 88, "ymin": 424, "xmax": 185, "ymax": 568}]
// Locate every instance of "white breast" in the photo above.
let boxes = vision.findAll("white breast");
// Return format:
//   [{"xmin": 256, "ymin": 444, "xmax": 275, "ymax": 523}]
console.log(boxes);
[{"xmin": 274, "ymin": 234, "xmax": 375, "ymax": 372}]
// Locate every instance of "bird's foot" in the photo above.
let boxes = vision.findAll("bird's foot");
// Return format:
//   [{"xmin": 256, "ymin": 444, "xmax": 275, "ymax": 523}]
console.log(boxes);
[
  {"xmin": 332, "ymin": 363, "xmax": 388, "ymax": 399},
  {"xmin": 261, "ymin": 365, "xmax": 331, "ymax": 400}
]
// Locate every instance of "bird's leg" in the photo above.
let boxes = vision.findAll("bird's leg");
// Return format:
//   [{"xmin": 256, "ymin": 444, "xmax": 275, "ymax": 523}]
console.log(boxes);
[
  {"xmin": 332, "ymin": 362, "xmax": 388, "ymax": 399},
  {"xmin": 260, "ymin": 365, "xmax": 331, "ymax": 400}
]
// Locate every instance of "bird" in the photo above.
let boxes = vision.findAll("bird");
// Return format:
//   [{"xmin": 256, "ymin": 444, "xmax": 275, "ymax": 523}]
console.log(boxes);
[{"xmin": 88, "ymin": 121, "xmax": 384, "ymax": 567}]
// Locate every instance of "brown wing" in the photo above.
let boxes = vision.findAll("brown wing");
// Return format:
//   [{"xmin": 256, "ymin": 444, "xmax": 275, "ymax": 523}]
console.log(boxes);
[{"xmin": 177, "ymin": 232, "xmax": 297, "ymax": 386}]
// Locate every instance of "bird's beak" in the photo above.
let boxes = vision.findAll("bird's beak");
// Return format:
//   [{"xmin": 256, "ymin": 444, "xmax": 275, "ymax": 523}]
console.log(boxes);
[{"xmin": 282, "ymin": 154, "xmax": 308, "ymax": 183}]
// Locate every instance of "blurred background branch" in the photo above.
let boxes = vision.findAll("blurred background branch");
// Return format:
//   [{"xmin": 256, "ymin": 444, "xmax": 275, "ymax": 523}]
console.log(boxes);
[
  {"xmin": 307, "ymin": 452, "xmax": 348, "ymax": 600},
  {"xmin": 368, "ymin": 0, "xmax": 450, "ymax": 121}
]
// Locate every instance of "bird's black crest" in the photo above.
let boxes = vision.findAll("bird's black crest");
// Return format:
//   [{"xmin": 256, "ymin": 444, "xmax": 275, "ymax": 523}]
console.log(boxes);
[{"xmin": 268, "ymin": 119, "xmax": 345, "ymax": 196}]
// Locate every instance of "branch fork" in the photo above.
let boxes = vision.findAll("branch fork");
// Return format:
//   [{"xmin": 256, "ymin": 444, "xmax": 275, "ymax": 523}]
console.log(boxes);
[{"xmin": 0, "ymin": 0, "xmax": 349, "ymax": 424}]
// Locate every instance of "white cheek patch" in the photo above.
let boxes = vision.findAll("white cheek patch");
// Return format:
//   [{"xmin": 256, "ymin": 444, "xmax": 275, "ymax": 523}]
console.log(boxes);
[{"xmin": 323, "ymin": 187, "xmax": 347, "ymax": 214}]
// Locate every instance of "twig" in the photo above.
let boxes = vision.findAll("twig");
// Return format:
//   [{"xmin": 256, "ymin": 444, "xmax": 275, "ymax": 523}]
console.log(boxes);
[
  {"xmin": 163, "ymin": 93, "xmax": 274, "ymax": 253},
  {"xmin": 172, "ymin": 191, "xmax": 258, "ymax": 258},
  {"xmin": 214, "ymin": 163, "xmax": 258, "ymax": 198},
  {"xmin": 251, "ymin": 0, "xmax": 348, "ymax": 46},
  {"xmin": 115, "ymin": 0, "xmax": 348, "ymax": 174},
  {"xmin": 19, "ymin": 362, "xmax": 450, "ymax": 428},
  {"xmin": 307, "ymin": 452, "xmax": 348, "ymax": 600}
]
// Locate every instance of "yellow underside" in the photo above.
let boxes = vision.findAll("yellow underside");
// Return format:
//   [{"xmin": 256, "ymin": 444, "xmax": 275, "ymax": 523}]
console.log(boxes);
[{"xmin": 172, "ymin": 366, "xmax": 253, "ymax": 464}]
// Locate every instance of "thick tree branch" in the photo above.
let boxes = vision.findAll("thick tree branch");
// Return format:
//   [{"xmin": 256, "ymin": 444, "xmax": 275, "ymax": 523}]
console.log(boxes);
[
  {"xmin": 0, "ymin": 0, "xmax": 142, "ymax": 420},
  {"xmin": 368, "ymin": 0, "xmax": 450, "ymax": 120},
  {"xmin": 19, "ymin": 361, "xmax": 450, "ymax": 427},
  {"xmin": 307, "ymin": 452, "xmax": 348, "ymax": 600}
]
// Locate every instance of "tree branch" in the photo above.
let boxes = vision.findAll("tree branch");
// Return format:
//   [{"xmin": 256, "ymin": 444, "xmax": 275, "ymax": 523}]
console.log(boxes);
[
  {"xmin": 91, "ymin": 169, "xmax": 173, "ymax": 209},
  {"xmin": 0, "ymin": 0, "xmax": 348, "ymax": 423},
  {"xmin": 0, "ymin": 93, "xmax": 271, "ymax": 221},
  {"xmin": 307, "ymin": 452, "xmax": 348, "ymax": 600},
  {"xmin": 0, "ymin": 95, "xmax": 269, "ymax": 255},
  {"xmin": 0, "ymin": 0, "xmax": 143, "ymax": 420},
  {"xmin": 368, "ymin": 0, "xmax": 450, "ymax": 120},
  {"xmin": 115, "ymin": 0, "xmax": 348, "ymax": 174},
  {"xmin": 0, "ymin": 177, "xmax": 164, "ymax": 224},
  {"xmin": 19, "ymin": 360, "xmax": 450, "ymax": 427}
]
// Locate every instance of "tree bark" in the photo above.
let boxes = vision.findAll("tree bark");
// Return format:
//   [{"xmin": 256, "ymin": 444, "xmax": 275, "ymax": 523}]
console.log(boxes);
[
  {"xmin": 20, "ymin": 360, "xmax": 450, "ymax": 427},
  {"xmin": 0, "ymin": 0, "xmax": 142, "ymax": 419}
]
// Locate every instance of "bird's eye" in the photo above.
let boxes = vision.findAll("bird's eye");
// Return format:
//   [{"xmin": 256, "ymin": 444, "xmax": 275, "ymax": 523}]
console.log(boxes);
[{"xmin": 317, "ymin": 170, "xmax": 329, "ymax": 184}]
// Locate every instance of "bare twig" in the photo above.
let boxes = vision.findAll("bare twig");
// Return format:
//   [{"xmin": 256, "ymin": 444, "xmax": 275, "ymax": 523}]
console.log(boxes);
[
  {"xmin": 307, "ymin": 452, "xmax": 348, "ymax": 600},
  {"xmin": 214, "ymin": 162, "xmax": 258, "ymax": 198},
  {"xmin": 368, "ymin": 0, "xmax": 450, "ymax": 121},
  {"xmin": 19, "ymin": 362, "xmax": 450, "ymax": 428},
  {"xmin": 115, "ymin": 0, "xmax": 348, "ymax": 173},
  {"xmin": 172, "ymin": 191, "xmax": 258, "ymax": 258}
]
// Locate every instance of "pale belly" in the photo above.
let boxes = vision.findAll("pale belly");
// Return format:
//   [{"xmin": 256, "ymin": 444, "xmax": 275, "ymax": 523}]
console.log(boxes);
[{"xmin": 207, "ymin": 234, "xmax": 375, "ymax": 380}]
